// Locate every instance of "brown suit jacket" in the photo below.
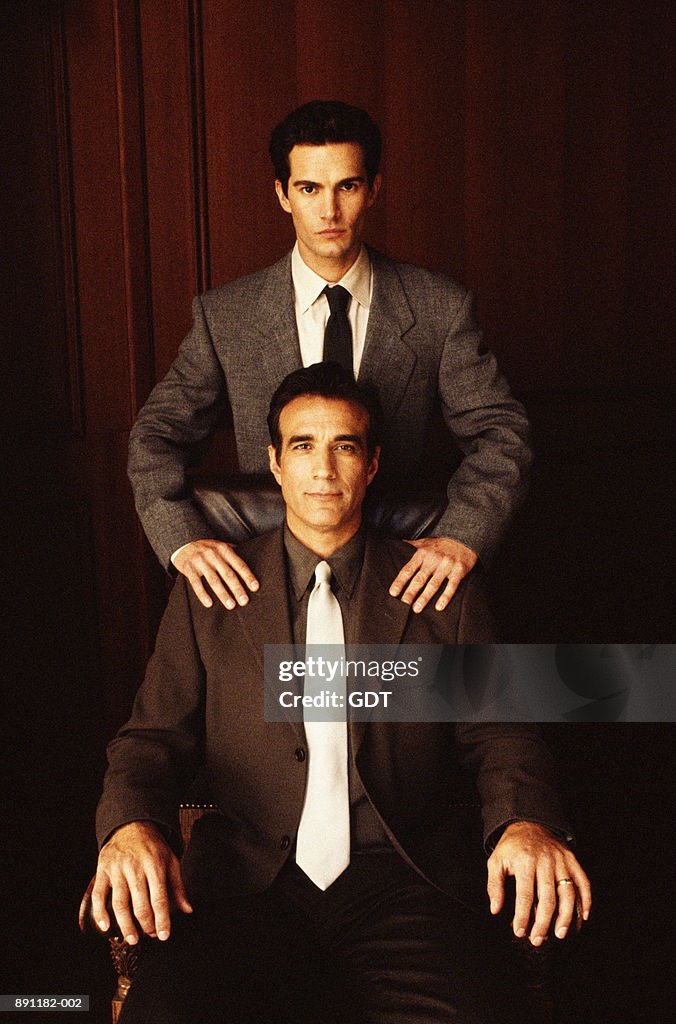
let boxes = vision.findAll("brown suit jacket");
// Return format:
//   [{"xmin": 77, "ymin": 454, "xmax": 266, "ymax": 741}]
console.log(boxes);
[{"xmin": 96, "ymin": 527, "xmax": 569, "ymax": 909}]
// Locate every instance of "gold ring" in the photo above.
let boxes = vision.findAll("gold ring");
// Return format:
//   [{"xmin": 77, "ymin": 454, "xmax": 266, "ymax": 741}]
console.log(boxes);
[{"xmin": 556, "ymin": 877, "xmax": 574, "ymax": 886}]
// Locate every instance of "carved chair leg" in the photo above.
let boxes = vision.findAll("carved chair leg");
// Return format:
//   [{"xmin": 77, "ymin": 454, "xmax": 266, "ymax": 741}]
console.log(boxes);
[{"xmin": 109, "ymin": 936, "xmax": 140, "ymax": 1023}]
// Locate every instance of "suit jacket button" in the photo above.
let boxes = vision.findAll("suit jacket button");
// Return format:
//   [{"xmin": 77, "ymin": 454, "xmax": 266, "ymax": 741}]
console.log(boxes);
[
  {"xmin": 279, "ymin": 835, "xmax": 290, "ymax": 850},
  {"xmin": 294, "ymin": 747, "xmax": 306, "ymax": 762}
]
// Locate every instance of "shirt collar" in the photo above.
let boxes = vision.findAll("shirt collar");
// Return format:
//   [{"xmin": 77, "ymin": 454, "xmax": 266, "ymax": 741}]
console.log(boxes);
[
  {"xmin": 291, "ymin": 242, "xmax": 372, "ymax": 315},
  {"xmin": 284, "ymin": 523, "xmax": 366, "ymax": 601}
]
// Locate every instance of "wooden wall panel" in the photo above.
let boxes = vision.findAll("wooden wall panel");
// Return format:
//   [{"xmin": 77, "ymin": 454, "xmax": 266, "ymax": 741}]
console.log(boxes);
[
  {"xmin": 0, "ymin": 1, "xmax": 80, "ymax": 435},
  {"xmin": 64, "ymin": 0, "xmax": 161, "ymax": 710},
  {"xmin": 294, "ymin": 0, "xmax": 384, "ymax": 109},
  {"xmin": 201, "ymin": 0, "xmax": 297, "ymax": 284},
  {"xmin": 562, "ymin": 1, "xmax": 630, "ymax": 388},
  {"xmin": 625, "ymin": 1, "xmax": 675, "ymax": 385},
  {"xmin": 65, "ymin": 1, "xmax": 135, "ymax": 431},
  {"xmin": 140, "ymin": 0, "xmax": 201, "ymax": 380},
  {"xmin": 381, "ymin": 0, "xmax": 466, "ymax": 276},
  {"xmin": 464, "ymin": 0, "xmax": 568, "ymax": 385}
]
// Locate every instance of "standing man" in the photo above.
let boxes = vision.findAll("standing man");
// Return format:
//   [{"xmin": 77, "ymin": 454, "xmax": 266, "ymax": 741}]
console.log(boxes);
[
  {"xmin": 129, "ymin": 101, "xmax": 531, "ymax": 615},
  {"xmin": 97, "ymin": 364, "xmax": 589, "ymax": 1024}
]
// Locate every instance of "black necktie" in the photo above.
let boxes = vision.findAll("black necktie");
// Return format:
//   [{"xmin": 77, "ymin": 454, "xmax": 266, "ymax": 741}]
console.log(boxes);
[{"xmin": 322, "ymin": 285, "xmax": 353, "ymax": 376}]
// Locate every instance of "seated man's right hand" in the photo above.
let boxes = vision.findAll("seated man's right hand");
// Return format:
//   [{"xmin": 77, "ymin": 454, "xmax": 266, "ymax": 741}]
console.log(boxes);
[
  {"xmin": 172, "ymin": 539, "xmax": 259, "ymax": 610},
  {"xmin": 92, "ymin": 821, "xmax": 192, "ymax": 944}
]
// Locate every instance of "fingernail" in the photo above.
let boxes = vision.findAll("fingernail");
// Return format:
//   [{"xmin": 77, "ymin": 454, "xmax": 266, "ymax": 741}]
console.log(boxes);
[
  {"xmin": 126, "ymin": 934, "xmax": 137, "ymax": 945},
  {"xmin": 250, "ymin": 581, "xmax": 259, "ymax": 591},
  {"xmin": 583, "ymin": 911, "xmax": 590, "ymax": 921},
  {"xmin": 158, "ymin": 930, "xmax": 169, "ymax": 941},
  {"xmin": 515, "ymin": 927, "xmax": 526, "ymax": 938},
  {"xmin": 413, "ymin": 603, "xmax": 422, "ymax": 613},
  {"xmin": 98, "ymin": 920, "xmax": 108, "ymax": 931},
  {"xmin": 226, "ymin": 600, "xmax": 235, "ymax": 610},
  {"xmin": 531, "ymin": 936, "xmax": 543, "ymax": 946},
  {"xmin": 389, "ymin": 587, "xmax": 398, "ymax": 596},
  {"xmin": 489, "ymin": 900, "xmax": 496, "ymax": 914},
  {"xmin": 238, "ymin": 595, "xmax": 248, "ymax": 606},
  {"xmin": 556, "ymin": 927, "xmax": 568, "ymax": 939}
]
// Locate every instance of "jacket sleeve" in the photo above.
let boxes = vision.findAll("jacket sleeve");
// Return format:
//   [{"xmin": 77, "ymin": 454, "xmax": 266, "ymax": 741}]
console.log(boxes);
[
  {"xmin": 454, "ymin": 721, "xmax": 573, "ymax": 852},
  {"xmin": 128, "ymin": 295, "xmax": 229, "ymax": 570},
  {"xmin": 431, "ymin": 289, "xmax": 533, "ymax": 564},
  {"xmin": 95, "ymin": 578, "xmax": 206, "ymax": 849}
]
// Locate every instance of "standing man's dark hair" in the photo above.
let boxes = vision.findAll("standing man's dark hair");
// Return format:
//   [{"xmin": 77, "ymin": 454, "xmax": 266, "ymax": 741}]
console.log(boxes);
[
  {"xmin": 267, "ymin": 361, "xmax": 383, "ymax": 459},
  {"xmin": 269, "ymin": 100, "xmax": 382, "ymax": 195}
]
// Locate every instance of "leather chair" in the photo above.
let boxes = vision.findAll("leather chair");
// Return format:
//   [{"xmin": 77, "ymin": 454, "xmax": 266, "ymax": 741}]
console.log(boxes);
[{"xmin": 189, "ymin": 472, "xmax": 447, "ymax": 543}]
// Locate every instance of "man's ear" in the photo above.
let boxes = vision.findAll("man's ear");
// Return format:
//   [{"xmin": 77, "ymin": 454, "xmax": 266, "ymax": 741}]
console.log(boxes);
[
  {"xmin": 366, "ymin": 446, "xmax": 381, "ymax": 486},
  {"xmin": 275, "ymin": 180, "xmax": 291, "ymax": 214},
  {"xmin": 268, "ymin": 444, "xmax": 282, "ymax": 485},
  {"xmin": 367, "ymin": 173, "xmax": 382, "ymax": 209}
]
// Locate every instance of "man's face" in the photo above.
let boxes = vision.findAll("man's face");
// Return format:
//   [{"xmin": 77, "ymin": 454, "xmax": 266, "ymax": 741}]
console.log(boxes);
[
  {"xmin": 268, "ymin": 395, "xmax": 379, "ymax": 552},
  {"xmin": 275, "ymin": 142, "xmax": 381, "ymax": 279}
]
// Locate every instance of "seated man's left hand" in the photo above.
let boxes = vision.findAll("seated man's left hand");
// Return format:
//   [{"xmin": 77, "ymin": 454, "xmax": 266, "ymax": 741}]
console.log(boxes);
[
  {"xmin": 389, "ymin": 536, "xmax": 478, "ymax": 612},
  {"xmin": 487, "ymin": 821, "xmax": 592, "ymax": 945}
]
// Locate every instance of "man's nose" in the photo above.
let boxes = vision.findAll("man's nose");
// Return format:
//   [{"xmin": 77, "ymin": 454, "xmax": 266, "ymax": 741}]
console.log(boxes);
[
  {"xmin": 312, "ymin": 450, "xmax": 336, "ymax": 477},
  {"xmin": 320, "ymin": 192, "xmax": 338, "ymax": 221}
]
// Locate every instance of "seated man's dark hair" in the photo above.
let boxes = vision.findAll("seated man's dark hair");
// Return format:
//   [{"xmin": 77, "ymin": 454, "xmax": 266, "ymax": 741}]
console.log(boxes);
[
  {"xmin": 267, "ymin": 362, "xmax": 383, "ymax": 459},
  {"xmin": 269, "ymin": 100, "xmax": 382, "ymax": 196}
]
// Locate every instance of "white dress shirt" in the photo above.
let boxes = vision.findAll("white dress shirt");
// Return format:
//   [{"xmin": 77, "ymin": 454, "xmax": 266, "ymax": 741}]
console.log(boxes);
[{"xmin": 291, "ymin": 243, "xmax": 373, "ymax": 378}]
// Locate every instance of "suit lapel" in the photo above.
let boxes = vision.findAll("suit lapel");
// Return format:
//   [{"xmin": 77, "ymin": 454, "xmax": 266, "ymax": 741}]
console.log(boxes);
[
  {"xmin": 250, "ymin": 253, "xmax": 303, "ymax": 380},
  {"xmin": 233, "ymin": 527, "xmax": 304, "ymax": 739},
  {"xmin": 359, "ymin": 249, "xmax": 417, "ymax": 415},
  {"xmin": 349, "ymin": 530, "xmax": 412, "ymax": 753}
]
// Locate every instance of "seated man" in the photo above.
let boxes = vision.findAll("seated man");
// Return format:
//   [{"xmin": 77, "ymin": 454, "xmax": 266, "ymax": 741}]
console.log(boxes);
[{"xmin": 94, "ymin": 363, "xmax": 591, "ymax": 1024}]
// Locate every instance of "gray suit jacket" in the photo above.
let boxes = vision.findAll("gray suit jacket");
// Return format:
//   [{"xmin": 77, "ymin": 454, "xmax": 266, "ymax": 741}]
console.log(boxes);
[
  {"xmin": 129, "ymin": 249, "xmax": 532, "ymax": 569},
  {"xmin": 96, "ymin": 527, "xmax": 569, "ymax": 910}
]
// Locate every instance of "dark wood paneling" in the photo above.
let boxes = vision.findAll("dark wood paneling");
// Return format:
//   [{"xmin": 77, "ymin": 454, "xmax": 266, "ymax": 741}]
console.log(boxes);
[
  {"xmin": 64, "ymin": 0, "xmax": 160, "ymax": 704},
  {"xmin": 381, "ymin": 0, "xmax": 466, "ymax": 275},
  {"xmin": 464, "ymin": 0, "xmax": 569, "ymax": 385},
  {"xmin": 65, "ymin": 0, "xmax": 134, "ymax": 432},
  {"xmin": 201, "ymin": 0, "xmax": 297, "ymax": 284},
  {"xmin": 625, "ymin": 1, "xmax": 675, "ymax": 384},
  {"xmin": 0, "ymin": 1, "xmax": 81, "ymax": 435},
  {"xmin": 563, "ymin": 1, "xmax": 630, "ymax": 387},
  {"xmin": 139, "ymin": 0, "xmax": 201, "ymax": 379}
]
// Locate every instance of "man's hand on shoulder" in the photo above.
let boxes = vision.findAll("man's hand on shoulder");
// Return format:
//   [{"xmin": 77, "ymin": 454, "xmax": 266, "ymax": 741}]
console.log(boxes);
[
  {"xmin": 487, "ymin": 821, "xmax": 592, "ymax": 946},
  {"xmin": 92, "ymin": 821, "xmax": 193, "ymax": 945},
  {"xmin": 173, "ymin": 539, "xmax": 259, "ymax": 610},
  {"xmin": 389, "ymin": 536, "xmax": 478, "ymax": 612}
]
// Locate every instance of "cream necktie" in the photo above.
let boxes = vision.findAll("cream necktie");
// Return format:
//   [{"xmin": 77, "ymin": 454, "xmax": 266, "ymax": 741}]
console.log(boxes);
[{"xmin": 295, "ymin": 560, "xmax": 350, "ymax": 889}]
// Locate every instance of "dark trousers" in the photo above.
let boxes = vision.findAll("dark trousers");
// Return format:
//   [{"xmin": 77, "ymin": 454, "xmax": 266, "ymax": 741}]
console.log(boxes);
[{"xmin": 119, "ymin": 853, "xmax": 497, "ymax": 1024}]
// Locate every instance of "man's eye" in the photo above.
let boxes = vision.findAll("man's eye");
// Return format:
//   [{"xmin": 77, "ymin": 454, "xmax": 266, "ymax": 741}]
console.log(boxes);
[
  {"xmin": 342, "ymin": 182, "xmax": 357, "ymax": 191},
  {"xmin": 301, "ymin": 186, "xmax": 316, "ymax": 195},
  {"xmin": 293, "ymin": 443, "xmax": 311, "ymax": 450},
  {"xmin": 337, "ymin": 444, "xmax": 356, "ymax": 452}
]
